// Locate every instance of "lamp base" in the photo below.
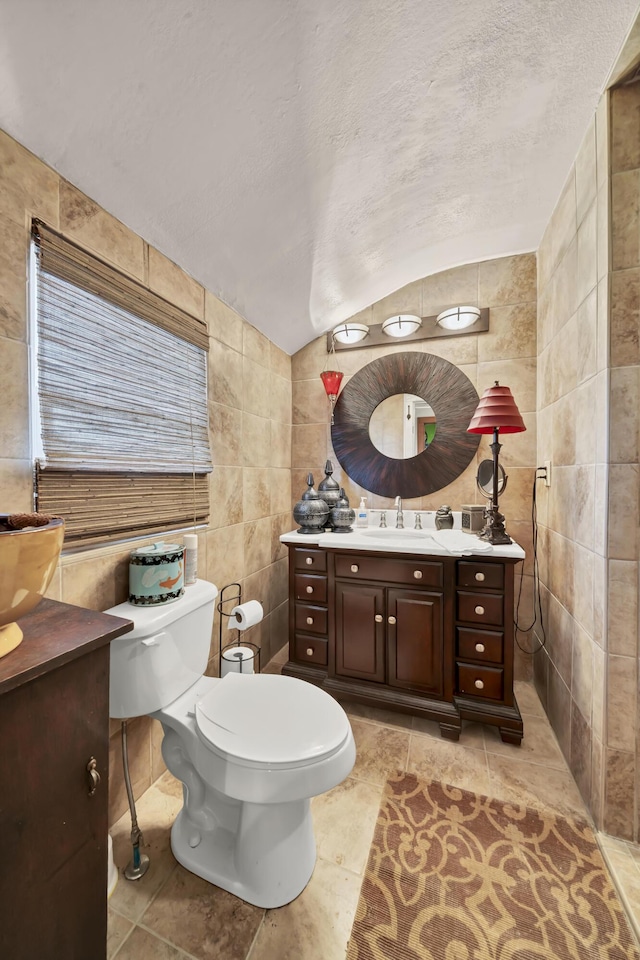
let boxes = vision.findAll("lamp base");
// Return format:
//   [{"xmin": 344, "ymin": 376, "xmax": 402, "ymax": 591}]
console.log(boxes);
[{"xmin": 478, "ymin": 506, "xmax": 512, "ymax": 545}]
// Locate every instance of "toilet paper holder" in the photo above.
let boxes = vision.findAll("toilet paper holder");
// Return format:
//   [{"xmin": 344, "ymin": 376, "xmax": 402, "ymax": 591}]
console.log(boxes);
[{"xmin": 218, "ymin": 582, "xmax": 261, "ymax": 676}]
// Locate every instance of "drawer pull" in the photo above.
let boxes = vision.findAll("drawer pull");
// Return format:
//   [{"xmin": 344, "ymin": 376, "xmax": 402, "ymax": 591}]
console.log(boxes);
[
  {"xmin": 351, "ymin": 564, "xmax": 359, "ymax": 573},
  {"xmin": 306, "ymin": 647, "xmax": 314, "ymax": 657},
  {"xmin": 413, "ymin": 570, "xmax": 423, "ymax": 579},
  {"xmin": 305, "ymin": 557, "xmax": 313, "ymax": 565},
  {"xmin": 374, "ymin": 614, "xmax": 383, "ymax": 623},
  {"xmin": 388, "ymin": 616, "xmax": 397, "ymax": 625},
  {"xmin": 306, "ymin": 586, "xmax": 313, "ymax": 594},
  {"xmin": 474, "ymin": 679, "xmax": 484, "ymax": 690},
  {"xmin": 306, "ymin": 616, "xmax": 314, "ymax": 625},
  {"xmin": 475, "ymin": 605, "xmax": 485, "ymax": 615},
  {"xmin": 87, "ymin": 757, "xmax": 101, "ymax": 796},
  {"xmin": 475, "ymin": 642, "xmax": 485, "ymax": 653},
  {"xmin": 475, "ymin": 572, "xmax": 485, "ymax": 582}
]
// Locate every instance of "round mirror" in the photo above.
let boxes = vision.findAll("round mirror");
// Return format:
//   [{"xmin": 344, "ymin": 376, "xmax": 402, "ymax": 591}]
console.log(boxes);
[
  {"xmin": 477, "ymin": 459, "xmax": 507, "ymax": 498},
  {"xmin": 369, "ymin": 394, "xmax": 436, "ymax": 459}
]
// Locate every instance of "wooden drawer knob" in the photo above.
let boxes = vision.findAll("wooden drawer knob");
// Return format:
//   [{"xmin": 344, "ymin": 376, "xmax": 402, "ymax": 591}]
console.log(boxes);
[
  {"xmin": 306, "ymin": 585, "xmax": 313, "ymax": 594},
  {"xmin": 388, "ymin": 616, "xmax": 397, "ymax": 625},
  {"xmin": 351, "ymin": 564, "xmax": 359, "ymax": 573},
  {"xmin": 306, "ymin": 647, "xmax": 314, "ymax": 657},
  {"xmin": 413, "ymin": 570, "xmax": 423, "ymax": 579},
  {"xmin": 375, "ymin": 614, "xmax": 383, "ymax": 622},
  {"xmin": 475, "ymin": 642, "xmax": 485, "ymax": 653},
  {"xmin": 475, "ymin": 572, "xmax": 485, "ymax": 582},
  {"xmin": 475, "ymin": 605, "xmax": 485, "ymax": 615},
  {"xmin": 474, "ymin": 679, "xmax": 484, "ymax": 690},
  {"xmin": 306, "ymin": 616, "xmax": 314, "ymax": 625},
  {"xmin": 305, "ymin": 557, "xmax": 313, "ymax": 565}
]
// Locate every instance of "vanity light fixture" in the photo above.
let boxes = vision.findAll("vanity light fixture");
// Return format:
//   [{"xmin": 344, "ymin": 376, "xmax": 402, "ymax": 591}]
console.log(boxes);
[
  {"xmin": 381, "ymin": 314, "xmax": 422, "ymax": 338},
  {"xmin": 331, "ymin": 322, "xmax": 370, "ymax": 345},
  {"xmin": 436, "ymin": 305, "xmax": 481, "ymax": 330}
]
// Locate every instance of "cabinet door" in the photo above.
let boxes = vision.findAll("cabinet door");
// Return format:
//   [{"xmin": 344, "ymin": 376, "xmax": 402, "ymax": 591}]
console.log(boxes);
[
  {"xmin": 334, "ymin": 581, "xmax": 385, "ymax": 682},
  {"xmin": 0, "ymin": 647, "xmax": 109, "ymax": 960},
  {"xmin": 387, "ymin": 588, "xmax": 444, "ymax": 696}
]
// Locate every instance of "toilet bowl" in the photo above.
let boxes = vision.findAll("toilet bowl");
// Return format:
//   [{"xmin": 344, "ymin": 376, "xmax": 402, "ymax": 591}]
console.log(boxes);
[{"xmin": 106, "ymin": 580, "xmax": 355, "ymax": 908}]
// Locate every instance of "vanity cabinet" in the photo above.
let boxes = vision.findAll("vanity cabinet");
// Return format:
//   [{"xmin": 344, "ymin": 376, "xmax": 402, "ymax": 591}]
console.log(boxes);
[
  {"xmin": 0, "ymin": 598, "xmax": 132, "ymax": 960},
  {"xmin": 284, "ymin": 542, "xmax": 522, "ymax": 744}
]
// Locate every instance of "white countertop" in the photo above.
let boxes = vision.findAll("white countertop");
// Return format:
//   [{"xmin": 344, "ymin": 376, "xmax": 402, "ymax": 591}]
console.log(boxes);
[{"xmin": 280, "ymin": 519, "xmax": 525, "ymax": 560}]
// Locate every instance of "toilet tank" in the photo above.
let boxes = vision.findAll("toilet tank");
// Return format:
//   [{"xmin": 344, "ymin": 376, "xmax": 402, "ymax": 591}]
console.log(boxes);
[{"xmin": 107, "ymin": 579, "xmax": 218, "ymax": 718}]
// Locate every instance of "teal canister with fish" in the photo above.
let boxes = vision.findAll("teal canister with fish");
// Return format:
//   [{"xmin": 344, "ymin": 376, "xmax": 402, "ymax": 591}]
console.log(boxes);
[{"xmin": 129, "ymin": 542, "xmax": 185, "ymax": 605}]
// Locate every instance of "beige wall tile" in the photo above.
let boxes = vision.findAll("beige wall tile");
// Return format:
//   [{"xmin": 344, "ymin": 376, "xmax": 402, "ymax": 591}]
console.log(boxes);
[
  {"xmin": 576, "ymin": 286, "xmax": 597, "ymax": 385},
  {"xmin": 209, "ymin": 465, "xmax": 243, "ymax": 528},
  {"xmin": 61, "ymin": 549, "xmax": 129, "ymax": 610},
  {"xmin": 571, "ymin": 624, "xmax": 594, "ymax": 722},
  {"xmin": 478, "ymin": 253, "xmax": 536, "ymax": 307},
  {"xmin": 205, "ymin": 522, "xmax": 244, "ymax": 590},
  {"xmin": 477, "ymin": 357, "xmax": 536, "ymax": 413},
  {"xmin": 576, "ymin": 198, "xmax": 598, "ymax": 307},
  {"xmin": 572, "ymin": 543, "xmax": 594, "ymax": 635},
  {"xmin": 610, "ymin": 366, "xmax": 640, "ymax": 463},
  {"xmin": 242, "ymin": 411, "xmax": 272, "ymax": 467},
  {"xmin": 242, "ymin": 466, "xmax": 271, "ymax": 521},
  {"xmin": 270, "ymin": 341, "xmax": 291, "ymax": 379},
  {"xmin": 612, "ymin": 169, "xmax": 640, "ymax": 271},
  {"xmin": 292, "ymin": 422, "xmax": 330, "ymax": 470},
  {"xmin": 610, "ymin": 268, "xmax": 640, "ymax": 368},
  {"xmin": 243, "ymin": 322, "xmax": 271, "ymax": 366},
  {"xmin": 270, "ymin": 375, "xmax": 292, "ymax": 424},
  {"xmin": 550, "ymin": 238, "xmax": 580, "ymax": 340},
  {"xmin": 148, "ymin": 245, "xmax": 204, "ymax": 320},
  {"xmin": 0, "ymin": 129, "xmax": 59, "ymax": 228},
  {"xmin": 574, "ymin": 378, "xmax": 598, "ymax": 466},
  {"xmin": 551, "ymin": 394, "xmax": 577, "ymax": 467},
  {"xmin": 209, "ymin": 401, "xmax": 242, "ymax": 466},
  {"xmin": 59, "ymin": 180, "xmax": 145, "ymax": 280},
  {"xmin": 421, "ymin": 262, "xmax": 478, "ymax": 316},
  {"xmin": 371, "ymin": 278, "xmax": 422, "ymax": 324},
  {"xmin": 608, "ymin": 657, "xmax": 638, "ymax": 753},
  {"xmin": 271, "ymin": 513, "xmax": 291, "ymax": 562},
  {"xmin": 0, "ymin": 337, "xmax": 30, "ymax": 459},
  {"xmin": 596, "ymin": 92, "xmax": 609, "ymax": 189},
  {"xmin": 270, "ymin": 418, "xmax": 291, "ymax": 469},
  {"xmin": 477, "ymin": 301, "xmax": 536, "ymax": 362},
  {"xmin": 269, "ymin": 467, "xmax": 291, "ymax": 516},
  {"xmin": 292, "ymin": 377, "xmax": 327, "ymax": 424},
  {"xmin": 608, "ymin": 560, "xmax": 639, "ymax": 657},
  {"xmin": 537, "ymin": 171, "xmax": 577, "ymax": 292},
  {"xmin": 208, "ymin": 338, "xmax": 243, "ymax": 409},
  {"xmin": 243, "ymin": 517, "xmax": 272, "ymax": 576},
  {"xmin": 575, "ymin": 118, "xmax": 598, "ymax": 227},
  {"xmin": 242, "ymin": 354, "xmax": 273, "ymax": 417},
  {"xmin": 608, "ymin": 463, "xmax": 640, "ymax": 559},
  {"xmin": 597, "ymin": 184, "xmax": 609, "ymax": 283},
  {"xmin": 604, "ymin": 749, "xmax": 635, "ymax": 840},
  {"xmin": 205, "ymin": 290, "xmax": 243, "ymax": 351},
  {"xmin": 0, "ymin": 458, "xmax": 33, "ymax": 512},
  {"xmin": 291, "ymin": 337, "xmax": 326, "ymax": 381},
  {"xmin": 109, "ymin": 716, "xmax": 152, "ymax": 825},
  {"xmin": 611, "ymin": 83, "xmax": 640, "ymax": 174},
  {"xmin": 0, "ymin": 212, "xmax": 28, "ymax": 341}
]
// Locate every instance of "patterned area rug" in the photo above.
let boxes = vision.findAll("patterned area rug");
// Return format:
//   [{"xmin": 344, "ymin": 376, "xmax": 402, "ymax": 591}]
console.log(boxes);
[{"xmin": 347, "ymin": 772, "xmax": 639, "ymax": 960}]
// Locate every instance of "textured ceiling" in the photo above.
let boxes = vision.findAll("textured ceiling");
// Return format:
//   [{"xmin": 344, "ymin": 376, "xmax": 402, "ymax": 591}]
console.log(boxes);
[{"xmin": 0, "ymin": 1, "xmax": 636, "ymax": 352}]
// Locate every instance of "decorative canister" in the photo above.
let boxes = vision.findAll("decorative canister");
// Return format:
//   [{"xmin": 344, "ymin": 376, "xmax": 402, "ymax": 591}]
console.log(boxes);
[
  {"xmin": 435, "ymin": 505, "xmax": 454, "ymax": 530},
  {"xmin": 129, "ymin": 541, "xmax": 185, "ymax": 605},
  {"xmin": 293, "ymin": 473, "xmax": 329, "ymax": 535},
  {"xmin": 330, "ymin": 488, "xmax": 355, "ymax": 533},
  {"xmin": 318, "ymin": 459, "xmax": 341, "ymax": 528}
]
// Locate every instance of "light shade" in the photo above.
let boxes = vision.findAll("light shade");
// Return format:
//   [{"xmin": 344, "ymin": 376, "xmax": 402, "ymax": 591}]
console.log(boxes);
[
  {"xmin": 332, "ymin": 322, "xmax": 369, "ymax": 345},
  {"xmin": 320, "ymin": 369, "xmax": 344, "ymax": 399},
  {"xmin": 467, "ymin": 382, "xmax": 526, "ymax": 434},
  {"xmin": 381, "ymin": 314, "xmax": 422, "ymax": 338},
  {"xmin": 436, "ymin": 305, "xmax": 481, "ymax": 330}
]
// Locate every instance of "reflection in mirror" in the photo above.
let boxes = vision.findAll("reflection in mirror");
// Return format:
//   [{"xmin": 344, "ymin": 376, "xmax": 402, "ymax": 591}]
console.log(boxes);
[
  {"xmin": 477, "ymin": 458, "xmax": 507, "ymax": 497},
  {"xmin": 369, "ymin": 394, "xmax": 436, "ymax": 459}
]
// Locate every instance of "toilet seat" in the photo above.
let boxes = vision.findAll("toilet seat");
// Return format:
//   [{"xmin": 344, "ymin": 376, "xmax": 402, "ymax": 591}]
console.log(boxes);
[{"xmin": 195, "ymin": 673, "xmax": 350, "ymax": 769}]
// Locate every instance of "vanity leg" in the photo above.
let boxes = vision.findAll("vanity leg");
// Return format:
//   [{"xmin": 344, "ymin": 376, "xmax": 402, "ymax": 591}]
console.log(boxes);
[
  {"xmin": 499, "ymin": 727, "xmax": 523, "ymax": 746},
  {"xmin": 439, "ymin": 722, "xmax": 461, "ymax": 742}
]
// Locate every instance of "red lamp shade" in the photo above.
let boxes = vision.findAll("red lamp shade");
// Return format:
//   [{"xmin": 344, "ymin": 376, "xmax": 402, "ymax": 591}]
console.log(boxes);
[
  {"xmin": 320, "ymin": 369, "xmax": 344, "ymax": 400},
  {"xmin": 467, "ymin": 382, "xmax": 526, "ymax": 434}
]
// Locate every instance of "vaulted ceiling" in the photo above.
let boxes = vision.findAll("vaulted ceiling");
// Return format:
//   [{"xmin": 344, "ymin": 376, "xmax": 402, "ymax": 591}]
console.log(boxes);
[{"xmin": 0, "ymin": 1, "xmax": 636, "ymax": 352}]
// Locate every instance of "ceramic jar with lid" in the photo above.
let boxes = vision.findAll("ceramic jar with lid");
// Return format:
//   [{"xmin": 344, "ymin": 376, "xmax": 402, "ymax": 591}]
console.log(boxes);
[
  {"xmin": 435, "ymin": 505, "xmax": 454, "ymax": 530},
  {"xmin": 318, "ymin": 460, "xmax": 341, "ymax": 529},
  {"xmin": 293, "ymin": 473, "xmax": 330, "ymax": 534},
  {"xmin": 329, "ymin": 488, "xmax": 355, "ymax": 533}
]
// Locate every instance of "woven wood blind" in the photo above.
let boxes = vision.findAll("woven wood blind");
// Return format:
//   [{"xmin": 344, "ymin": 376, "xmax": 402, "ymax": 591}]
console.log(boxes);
[{"xmin": 32, "ymin": 223, "xmax": 212, "ymax": 545}]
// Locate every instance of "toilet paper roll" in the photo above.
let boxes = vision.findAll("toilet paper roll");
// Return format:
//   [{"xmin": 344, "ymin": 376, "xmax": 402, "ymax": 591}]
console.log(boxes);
[
  {"xmin": 229, "ymin": 600, "xmax": 264, "ymax": 631},
  {"xmin": 221, "ymin": 646, "xmax": 256, "ymax": 676}
]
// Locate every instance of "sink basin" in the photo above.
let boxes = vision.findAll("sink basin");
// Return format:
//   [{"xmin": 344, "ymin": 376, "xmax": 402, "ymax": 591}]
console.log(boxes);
[{"xmin": 362, "ymin": 529, "xmax": 435, "ymax": 541}]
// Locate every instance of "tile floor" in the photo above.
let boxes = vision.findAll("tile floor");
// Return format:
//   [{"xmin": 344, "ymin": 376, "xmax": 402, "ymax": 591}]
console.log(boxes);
[{"xmin": 107, "ymin": 653, "xmax": 640, "ymax": 959}]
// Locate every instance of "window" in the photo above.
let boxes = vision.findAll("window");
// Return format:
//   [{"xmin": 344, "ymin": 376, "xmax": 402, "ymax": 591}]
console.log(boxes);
[{"xmin": 30, "ymin": 222, "xmax": 212, "ymax": 547}]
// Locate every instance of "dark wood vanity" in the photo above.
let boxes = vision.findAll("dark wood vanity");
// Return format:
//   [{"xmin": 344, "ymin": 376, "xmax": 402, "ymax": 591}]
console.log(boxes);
[
  {"xmin": 283, "ymin": 540, "xmax": 523, "ymax": 744},
  {"xmin": 0, "ymin": 599, "xmax": 132, "ymax": 960}
]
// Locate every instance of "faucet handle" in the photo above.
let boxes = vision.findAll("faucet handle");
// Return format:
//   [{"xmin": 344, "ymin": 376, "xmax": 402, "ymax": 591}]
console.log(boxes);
[
  {"xmin": 414, "ymin": 512, "xmax": 422, "ymax": 530},
  {"xmin": 379, "ymin": 511, "xmax": 387, "ymax": 528}
]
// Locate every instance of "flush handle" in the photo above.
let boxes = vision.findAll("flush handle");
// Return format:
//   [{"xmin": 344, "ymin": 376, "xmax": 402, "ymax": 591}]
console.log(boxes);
[
  {"xmin": 374, "ymin": 614, "xmax": 383, "ymax": 623},
  {"xmin": 475, "ymin": 605, "xmax": 485, "ymax": 616},
  {"xmin": 475, "ymin": 642, "xmax": 485, "ymax": 653},
  {"xmin": 87, "ymin": 757, "xmax": 100, "ymax": 797},
  {"xmin": 413, "ymin": 570, "xmax": 423, "ymax": 579},
  {"xmin": 388, "ymin": 616, "xmax": 397, "ymax": 625},
  {"xmin": 305, "ymin": 557, "xmax": 313, "ymax": 565},
  {"xmin": 306, "ymin": 616, "xmax": 314, "ymax": 625},
  {"xmin": 474, "ymin": 679, "xmax": 484, "ymax": 690},
  {"xmin": 306, "ymin": 585, "xmax": 313, "ymax": 594},
  {"xmin": 475, "ymin": 572, "xmax": 485, "ymax": 582},
  {"xmin": 350, "ymin": 564, "xmax": 359, "ymax": 573}
]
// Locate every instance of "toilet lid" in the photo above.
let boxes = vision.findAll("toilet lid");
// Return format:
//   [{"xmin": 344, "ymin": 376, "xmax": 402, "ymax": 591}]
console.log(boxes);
[{"xmin": 195, "ymin": 673, "xmax": 350, "ymax": 766}]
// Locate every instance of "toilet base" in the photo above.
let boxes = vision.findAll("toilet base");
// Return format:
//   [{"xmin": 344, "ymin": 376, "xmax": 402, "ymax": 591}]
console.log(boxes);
[{"xmin": 170, "ymin": 796, "xmax": 316, "ymax": 909}]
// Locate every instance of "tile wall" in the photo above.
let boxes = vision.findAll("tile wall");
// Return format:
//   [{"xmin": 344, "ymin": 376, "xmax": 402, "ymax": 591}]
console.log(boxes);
[
  {"xmin": 291, "ymin": 254, "xmax": 538, "ymax": 679},
  {"xmin": 0, "ymin": 129, "xmax": 292, "ymax": 826}
]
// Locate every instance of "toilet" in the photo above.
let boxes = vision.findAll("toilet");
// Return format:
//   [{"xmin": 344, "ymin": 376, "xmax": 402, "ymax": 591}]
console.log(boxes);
[{"xmin": 106, "ymin": 579, "xmax": 355, "ymax": 909}]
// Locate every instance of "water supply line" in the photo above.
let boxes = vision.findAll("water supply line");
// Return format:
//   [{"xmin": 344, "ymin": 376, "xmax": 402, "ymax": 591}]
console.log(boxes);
[{"xmin": 121, "ymin": 720, "xmax": 150, "ymax": 881}]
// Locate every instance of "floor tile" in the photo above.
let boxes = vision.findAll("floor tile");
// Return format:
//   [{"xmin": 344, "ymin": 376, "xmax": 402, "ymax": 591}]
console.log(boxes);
[
  {"xmin": 411, "ymin": 716, "xmax": 485, "ymax": 748},
  {"xmin": 487, "ymin": 752, "xmax": 588, "ymax": 820},
  {"xmin": 349, "ymin": 718, "xmax": 410, "ymax": 785},
  {"xmin": 116, "ymin": 926, "xmax": 194, "ymax": 959},
  {"xmin": 483, "ymin": 714, "xmax": 567, "ymax": 769},
  {"xmin": 514, "ymin": 680, "xmax": 546, "ymax": 717},
  {"xmin": 407, "ymin": 735, "xmax": 492, "ymax": 795},
  {"xmin": 311, "ymin": 776, "xmax": 383, "ymax": 874},
  {"xmin": 107, "ymin": 908, "xmax": 134, "ymax": 959},
  {"xmin": 343, "ymin": 699, "xmax": 413, "ymax": 729}
]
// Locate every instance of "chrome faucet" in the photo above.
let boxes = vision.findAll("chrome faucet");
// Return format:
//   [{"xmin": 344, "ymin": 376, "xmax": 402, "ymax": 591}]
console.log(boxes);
[{"xmin": 394, "ymin": 496, "xmax": 404, "ymax": 529}]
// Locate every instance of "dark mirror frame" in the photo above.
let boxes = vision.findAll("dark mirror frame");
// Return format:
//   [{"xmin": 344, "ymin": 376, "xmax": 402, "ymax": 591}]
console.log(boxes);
[{"xmin": 331, "ymin": 352, "xmax": 480, "ymax": 499}]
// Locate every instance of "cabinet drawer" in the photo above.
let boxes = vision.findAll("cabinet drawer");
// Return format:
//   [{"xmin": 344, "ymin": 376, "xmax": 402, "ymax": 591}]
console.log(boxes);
[
  {"xmin": 456, "ymin": 662, "xmax": 504, "ymax": 700},
  {"xmin": 456, "ymin": 627, "xmax": 503, "ymax": 664},
  {"xmin": 294, "ymin": 604, "xmax": 328, "ymax": 635},
  {"xmin": 293, "ymin": 635, "xmax": 328, "ymax": 666},
  {"xmin": 294, "ymin": 574, "xmax": 327, "ymax": 603},
  {"xmin": 457, "ymin": 591, "xmax": 503, "ymax": 626},
  {"xmin": 457, "ymin": 560, "xmax": 504, "ymax": 590},
  {"xmin": 335, "ymin": 554, "xmax": 443, "ymax": 588},
  {"xmin": 293, "ymin": 548, "xmax": 327, "ymax": 572}
]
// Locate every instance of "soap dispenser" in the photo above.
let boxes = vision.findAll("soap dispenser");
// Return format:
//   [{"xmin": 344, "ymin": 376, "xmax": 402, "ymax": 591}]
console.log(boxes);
[{"xmin": 356, "ymin": 496, "xmax": 369, "ymax": 528}]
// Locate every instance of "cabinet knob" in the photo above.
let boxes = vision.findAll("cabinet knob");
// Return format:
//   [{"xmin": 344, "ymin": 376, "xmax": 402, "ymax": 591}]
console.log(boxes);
[
  {"xmin": 388, "ymin": 616, "xmax": 397, "ymax": 625},
  {"xmin": 475, "ymin": 572, "xmax": 485, "ymax": 582},
  {"xmin": 87, "ymin": 757, "xmax": 101, "ymax": 796},
  {"xmin": 305, "ymin": 556, "xmax": 313, "ymax": 565},
  {"xmin": 351, "ymin": 564, "xmax": 359, "ymax": 573},
  {"xmin": 306, "ymin": 585, "xmax": 313, "ymax": 594},
  {"xmin": 474, "ymin": 679, "xmax": 484, "ymax": 690},
  {"xmin": 475, "ymin": 642, "xmax": 485, "ymax": 653},
  {"xmin": 306, "ymin": 647, "xmax": 314, "ymax": 657},
  {"xmin": 374, "ymin": 614, "xmax": 383, "ymax": 622},
  {"xmin": 306, "ymin": 616, "xmax": 314, "ymax": 625},
  {"xmin": 413, "ymin": 570, "xmax": 423, "ymax": 579},
  {"xmin": 475, "ymin": 605, "xmax": 485, "ymax": 615}
]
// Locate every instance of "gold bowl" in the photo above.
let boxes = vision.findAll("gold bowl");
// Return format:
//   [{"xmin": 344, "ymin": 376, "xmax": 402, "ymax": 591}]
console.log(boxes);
[{"xmin": 0, "ymin": 516, "xmax": 65, "ymax": 658}]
